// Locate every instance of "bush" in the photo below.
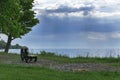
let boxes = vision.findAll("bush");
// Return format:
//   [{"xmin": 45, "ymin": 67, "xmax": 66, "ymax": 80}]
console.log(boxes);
[{"xmin": 40, "ymin": 51, "xmax": 56, "ymax": 56}]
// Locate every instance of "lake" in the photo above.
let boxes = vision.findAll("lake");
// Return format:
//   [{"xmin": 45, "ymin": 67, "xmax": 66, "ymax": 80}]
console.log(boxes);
[{"xmin": 1, "ymin": 48, "xmax": 120, "ymax": 58}]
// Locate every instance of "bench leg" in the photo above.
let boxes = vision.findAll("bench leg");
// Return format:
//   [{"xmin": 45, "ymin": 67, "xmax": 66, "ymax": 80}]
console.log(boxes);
[
  {"xmin": 23, "ymin": 57, "xmax": 37, "ymax": 63},
  {"xmin": 25, "ymin": 58, "xmax": 29, "ymax": 63}
]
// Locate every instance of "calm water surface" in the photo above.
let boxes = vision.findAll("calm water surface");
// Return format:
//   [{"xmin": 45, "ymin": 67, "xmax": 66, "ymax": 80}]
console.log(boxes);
[{"xmin": 1, "ymin": 48, "xmax": 120, "ymax": 58}]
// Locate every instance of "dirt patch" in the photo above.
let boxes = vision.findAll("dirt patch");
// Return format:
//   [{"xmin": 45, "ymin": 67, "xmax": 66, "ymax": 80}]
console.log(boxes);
[
  {"xmin": 6, "ymin": 59, "xmax": 120, "ymax": 72},
  {"xmin": 26, "ymin": 59, "xmax": 120, "ymax": 72},
  {"xmin": 52, "ymin": 63, "xmax": 120, "ymax": 71}
]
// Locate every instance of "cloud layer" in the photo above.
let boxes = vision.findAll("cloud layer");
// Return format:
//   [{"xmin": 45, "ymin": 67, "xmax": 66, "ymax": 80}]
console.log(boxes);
[
  {"xmin": 10, "ymin": 0, "xmax": 120, "ymax": 48},
  {"xmin": 34, "ymin": 0, "xmax": 120, "ymax": 18},
  {"xmin": 19, "ymin": 0, "xmax": 119, "ymax": 48}
]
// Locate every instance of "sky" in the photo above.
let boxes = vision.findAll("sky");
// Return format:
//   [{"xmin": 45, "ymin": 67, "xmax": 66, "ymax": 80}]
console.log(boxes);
[{"xmin": 2, "ymin": 0, "xmax": 120, "ymax": 49}]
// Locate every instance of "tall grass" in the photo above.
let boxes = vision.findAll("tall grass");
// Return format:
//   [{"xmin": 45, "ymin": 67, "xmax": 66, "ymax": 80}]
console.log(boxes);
[{"xmin": 39, "ymin": 51, "xmax": 120, "ymax": 63}]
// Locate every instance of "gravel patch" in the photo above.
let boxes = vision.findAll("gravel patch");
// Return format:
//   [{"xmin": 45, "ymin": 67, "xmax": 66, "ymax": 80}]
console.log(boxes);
[
  {"xmin": 8, "ymin": 59, "xmax": 120, "ymax": 72},
  {"xmin": 34, "ymin": 59, "xmax": 120, "ymax": 72}
]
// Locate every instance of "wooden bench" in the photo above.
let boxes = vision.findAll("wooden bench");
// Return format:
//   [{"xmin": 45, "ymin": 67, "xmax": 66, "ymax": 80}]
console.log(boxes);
[{"xmin": 20, "ymin": 47, "xmax": 37, "ymax": 63}]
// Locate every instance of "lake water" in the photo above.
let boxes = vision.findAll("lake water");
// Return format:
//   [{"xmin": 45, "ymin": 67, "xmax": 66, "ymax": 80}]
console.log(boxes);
[{"xmin": 1, "ymin": 48, "xmax": 120, "ymax": 58}]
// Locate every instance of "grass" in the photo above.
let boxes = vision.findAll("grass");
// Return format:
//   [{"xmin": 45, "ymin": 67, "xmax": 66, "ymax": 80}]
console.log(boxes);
[
  {"xmin": 0, "ymin": 63, "xmax": 120, "ymax": 80},
  {"xmin": 0, "ymin": 51, "xmax": 120, "ymax": 80},
  {"xmin": 38, "ymin": 51, "xmax": 120, "ymax": 63},
  {"xmin": 39, "ymin": 55, "xmax": 120, "ymax": 63},
  {"xmin": 1, "ymin": 51, "xmax": 120, "ymax": 65},
  {"xmin": 0, "ymin": 52, "xmax": 20, "ymax": 63}
]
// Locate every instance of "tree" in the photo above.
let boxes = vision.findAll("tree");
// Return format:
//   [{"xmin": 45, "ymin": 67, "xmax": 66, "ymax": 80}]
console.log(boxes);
[
  {"xmin": 0, "ymin": 39, "xmax": 23, "ymax": 49},
  {"xmin": 0, "ymin": 39, "xmax": 6, "ymax": 49},
  {"xmin": 10, "ymin": 44, "xmax": 21, "ymax": 49},
  {"xmin": 0, "ymin": 0, "xmax": 39, "ymax": 53}
]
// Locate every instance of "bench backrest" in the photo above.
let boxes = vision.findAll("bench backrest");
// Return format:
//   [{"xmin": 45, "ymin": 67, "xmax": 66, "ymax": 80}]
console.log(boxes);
[{"xmin": 20, "ymin": 47, "xmax": 29, "ymax": 58}]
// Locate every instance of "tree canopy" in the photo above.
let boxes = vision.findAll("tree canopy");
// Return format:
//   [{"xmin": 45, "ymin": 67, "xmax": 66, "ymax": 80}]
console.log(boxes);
[
  {"xmin": 0, "ymin": 0, "xmax": 21, "ymax": 35},
  {"xmin": 0, "ymin": 0, "xmax": 39, "ymax": 53}
]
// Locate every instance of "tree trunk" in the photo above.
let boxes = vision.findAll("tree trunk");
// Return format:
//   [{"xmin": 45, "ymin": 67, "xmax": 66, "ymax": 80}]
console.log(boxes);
[{"xmin": 4, "ymin": 35, "xmax": 12, "ymax": 53}]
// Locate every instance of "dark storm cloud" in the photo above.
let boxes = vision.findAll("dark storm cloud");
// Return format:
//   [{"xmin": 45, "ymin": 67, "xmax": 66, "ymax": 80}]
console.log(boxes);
[
  {"xmin": 33, "ymin": 4, "xmax": 120, "ymax": 36},
  {"xmin": 34, "ymin": 15, "xmax": 120, "ymax": 36},
  {"xmin": 44, "ymin": 5, "xmax": 95, "ymax": 16}
]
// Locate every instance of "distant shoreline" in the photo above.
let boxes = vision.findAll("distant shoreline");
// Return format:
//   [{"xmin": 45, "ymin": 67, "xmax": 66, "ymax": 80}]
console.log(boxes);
[{"xmin": 0, "ymin": 48, "xmax": 120, "ymax": 58}]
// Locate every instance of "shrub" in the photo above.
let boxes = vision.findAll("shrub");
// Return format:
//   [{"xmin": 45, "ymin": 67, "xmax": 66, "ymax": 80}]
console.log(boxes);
[{"xmin": 40, "ymin": 51, "xmax": 56, "ymax": 56}]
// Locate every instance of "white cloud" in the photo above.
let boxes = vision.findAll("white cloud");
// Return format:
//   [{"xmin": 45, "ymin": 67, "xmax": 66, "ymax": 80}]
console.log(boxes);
[
  {"xmin": 48, "ymin": 13, "xmax": 66, "ymax": 18},
  {"xmin": 34, "ymin": 0, "xmax": 120, "ymax": 18},
  {"xmin": 111, "ymin": 32, "xmax": 120, "ymax": 39},
  {"xmin": 91, "ymin": 11, "xmax": 120, "ymax": 18},
  {"xmin": 86, "ymin": 32, "xmax": 120, "ymax": 41},
  {"xmin": 0, "ymin": 34, "xmax": 7, "ymax": 42},
  {"xmin": 87, "ymin": 32, "xmax": 107, "ymax": 40}
]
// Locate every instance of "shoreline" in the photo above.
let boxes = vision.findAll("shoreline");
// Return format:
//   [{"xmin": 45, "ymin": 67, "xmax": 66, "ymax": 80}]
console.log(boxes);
[
  {"xmin": 1, "ymin": 48, "xmax": 120, "ymax": 58},
  {"xmin": 0, "ymin": 52, "xmax": 120, "ymax": 72}
]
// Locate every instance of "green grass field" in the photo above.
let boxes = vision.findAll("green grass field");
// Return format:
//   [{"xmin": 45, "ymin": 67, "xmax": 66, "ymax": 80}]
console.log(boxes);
[
  {"xmin": 0, "ymin": 52, "xmax": 120, "ymax": 80},
  {"xmin": 0, "ymin": 64, "xmax": 120, "ymax": 80}
]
